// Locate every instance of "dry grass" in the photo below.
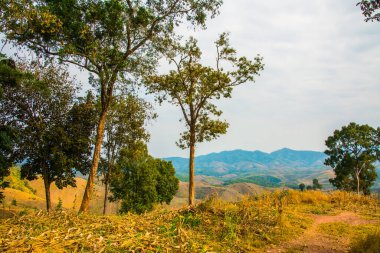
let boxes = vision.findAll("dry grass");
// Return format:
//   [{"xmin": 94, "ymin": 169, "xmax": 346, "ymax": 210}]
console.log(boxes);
[{"xmin": 0, "ymin": 190, "xmax": 378, "ymax": 252}]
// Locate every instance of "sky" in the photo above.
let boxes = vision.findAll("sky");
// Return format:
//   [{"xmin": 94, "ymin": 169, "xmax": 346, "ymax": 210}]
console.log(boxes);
[
  {"xmin": 2, "ymin": 1, "xmax": 380, "ymax": 158},
  {"xmin": 146, "ymin": 0, "xmax": 380, "ymax": 158}
]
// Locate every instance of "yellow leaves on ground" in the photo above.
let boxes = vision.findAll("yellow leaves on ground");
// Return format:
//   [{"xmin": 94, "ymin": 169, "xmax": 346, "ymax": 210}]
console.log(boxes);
[{"xmin": 0, "ymin": 190, "xmax": 378, "ymax": 252}]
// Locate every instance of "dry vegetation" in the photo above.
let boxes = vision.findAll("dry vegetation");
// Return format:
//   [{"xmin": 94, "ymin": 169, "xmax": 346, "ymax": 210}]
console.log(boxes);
[{"xmin": 0, "ymin": 190, "xmax": 379, "ymax": 252}]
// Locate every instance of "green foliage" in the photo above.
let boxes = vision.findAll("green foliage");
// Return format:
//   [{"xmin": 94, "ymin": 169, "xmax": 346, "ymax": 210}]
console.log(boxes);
[
  {"xmin": 0, "ymin": 61, "xmax": 96, "ymax": 210},
  {"xmin": 299, "ymin": 183, "xmax": 305, "ymax": 191},
  {"xmin": 4, "ymin": 167, "xmax": 36, "ymax": 195},
  {"xmin": 0, "ymin": 0, "xmax": 222, "ymax": 212},
  {"xmin": 357, "ymin": 0, "xmax": 380, "ymax": 22},
  {"xmin": 55, "ymin": 198, "xmax": 63, "ymax": 211},
  {"xmin": 224, "ymin": 175, "xmax": 281, "ymax": 187},
  {"xmin": 312, "ymin": 178, "xmax": 322, "ymax": 190},
  {"xmin": 147, "ymin": 34, "xmax": 263, "ymax": 204},
  {"xmin": 11, "ymin": 199, "xmax": 17, "ymax": 206},
  {"xmin": 99, "ymin": 94, "xmax": 155, "ymax": 213},
  {"xmin": 147, "ymin": 34, "xmax": 263, "ymax": 150},
  {"xmin": 110, "ymin": 143, "xmax": 179, "ymax": 214},
  {"xmin": 325, "ymin": 122, "xmax": 379, "ymax": 195},
  {"xmin": 156, "ymin": 159, "xmax": 179, "ymax": 204},
  {"xmin": 0, "ymin": 54, "xmax": 21, "ymax": 202}
]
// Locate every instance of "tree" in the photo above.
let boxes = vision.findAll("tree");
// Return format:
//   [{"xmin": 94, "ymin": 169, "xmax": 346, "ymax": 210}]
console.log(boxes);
[
  {"xmin": 0, "ymin": 54, "xmax": 20, "ymax": 202},
  {"xmin": 324, "ymin": 123, "xmax": 379, "ymax": 195},
  {"xmin": 298, "ymin": 183, "xmax": 305, "ymax": 191},
  {"xmin": 306, "ymin": 185, "xmax": 312, "ymax": 191},
  {"xmin": 110, "ymin": 142, "xmax": 179, "ymax": 214},
  {"xmin": 147, "ymin": 34, "xmax": 264, "ymax": 205},
  {"xmin": 312, "ymin": 179, "xmax": 322, "ymax": 190},
  {"xmin": 156, "ymin": 159, "xmax": 179, "ymax": 204},
  {"xmin": 0, "ymin": 0, "xmax": 222, "ymax": 213},
  {"xmin": 357, "ymin": 0, "xmax": 380, "ymax": 22},
  {"xmin": 99, "ymin": 94, "xmax": 154, "ymax": 215},
  {"xmin": 0, "ymin": 62, "xmax": 96, "ymax": 211}
]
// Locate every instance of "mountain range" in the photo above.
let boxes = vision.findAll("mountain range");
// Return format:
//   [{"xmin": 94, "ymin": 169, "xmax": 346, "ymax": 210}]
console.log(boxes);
[{"xmin": 164, "ymin": 148, "xmax": 380, "ymax": 190}]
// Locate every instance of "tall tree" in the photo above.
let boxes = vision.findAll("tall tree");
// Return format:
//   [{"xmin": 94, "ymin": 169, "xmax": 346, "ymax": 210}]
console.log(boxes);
[
  {"xmin": 110, "ymin": 142, "xmax": 179, "ymax": 214},
  {"xmin": 0, "ymin": 62, "xmax": 96, "ymax": 210},
  {"xmin": 357, "ymin": 0, "xmax": 380, "ymax": 22},
  {"xmin": 99, "ymin": 94, "xmax": 154, "ymax": 215},
  {"xmin": 0, "ymin": 0, "xmax": 222, "ymax": 212},
  {"xmin": 324, "ymin": 122, "xmax": 379, "ymax": 195},
  {"xmin": 147, "ymin": 34, "xmax": 264, "ymax": 205},
  {"xmin": 0, "ymin": 54, "xmax": 20, "ymax": 202}
]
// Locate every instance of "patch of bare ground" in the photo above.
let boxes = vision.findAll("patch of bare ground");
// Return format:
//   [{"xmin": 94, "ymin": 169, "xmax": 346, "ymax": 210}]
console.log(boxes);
[{"xmin": 266, "ymin": 211, "xmax": 378, "ymax": 253}]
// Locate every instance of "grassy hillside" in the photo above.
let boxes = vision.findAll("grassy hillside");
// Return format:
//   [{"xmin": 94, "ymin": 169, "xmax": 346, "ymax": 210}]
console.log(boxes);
[
  {"xmin": 1, "ymin": 167, "xmax": 120, "ymax": 214},
  {"xmin": 165, "ymin": 148, "xmax": 334, "ymax": 189},
  {"xmin": 0, "ymin": 190, "xmax": 378, "ymax": 252},
  {"xmin": 2, "ymin": 168, "xmax": 268, "ymax": 214}
]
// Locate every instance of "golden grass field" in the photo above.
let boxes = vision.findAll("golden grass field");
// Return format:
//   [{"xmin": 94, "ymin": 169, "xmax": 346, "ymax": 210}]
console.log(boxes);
[{"xmin": 1, "ymin": 189, "xmax": 379, "ymax": 252}]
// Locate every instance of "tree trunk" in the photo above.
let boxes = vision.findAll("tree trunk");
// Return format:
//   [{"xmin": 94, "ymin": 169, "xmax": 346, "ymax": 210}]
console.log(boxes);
[
  {"xmin": 103, "ymin": 179, "xmax": 109, "ymax": 215},
  {"xmin": 43, "ymin": 176, "xmax": 52, "ymax": 212},
  {"xmin": 79, "ymin": 109, "xmax": 108, "ymax": 213},
  {"xmin": 103, "ymin": 145, "xmax": 112, "ymax": 215},
  {"xmin": 355, "ymin": 171, "xmax": 360, "ymax": 195},
  {"xmin": 188, "ymin": 131, "xmax": 196, "ymax": 206}
]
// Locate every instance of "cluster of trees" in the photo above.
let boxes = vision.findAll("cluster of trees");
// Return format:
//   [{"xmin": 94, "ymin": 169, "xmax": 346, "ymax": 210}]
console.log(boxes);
[
  {"xmin": 0, "ymin": 0, "xmax": 264, "ymax": 213},
  {"xmin": 0, "ymin": 1, "xmax": 377, "ymax": 215},
  {"xmin": 298, "ymin": 179, "xmax": 322, "ymax": 191}
]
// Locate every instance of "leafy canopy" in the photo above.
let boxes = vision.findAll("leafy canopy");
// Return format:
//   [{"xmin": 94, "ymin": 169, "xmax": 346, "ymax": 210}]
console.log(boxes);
[
  {"xmin": 0, "ymin": 61, "xmax": 96, "ymax": 189},
  {"xmin": 324, "ymin": 122, "xmax": 379, "ymax": 194},
  {"xmin": 110, "ymin": 142, "xmax": 179, "ymax": 214},
  {"xmin": 357, "ymin": 0, "xmax": 380, "ymax": 22},
  {"xmin": 147, "ymin": 33, "xmax": 264, "ymax": 149}
]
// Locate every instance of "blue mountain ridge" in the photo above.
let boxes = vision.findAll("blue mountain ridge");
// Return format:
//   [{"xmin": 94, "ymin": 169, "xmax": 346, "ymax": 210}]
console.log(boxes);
[{"xmin": 163, "ymin": 148, "xmax": 332, "ymax": 188}]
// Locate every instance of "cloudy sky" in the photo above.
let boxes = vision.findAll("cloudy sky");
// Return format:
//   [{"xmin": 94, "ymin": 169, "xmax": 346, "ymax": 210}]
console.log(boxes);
[
  {"xmin": 147, "ymin": 0, "xmax": 380, "ymax": 158},
  {"xmin": 1, "ymin": 1, "xmax": 379, "ymax": 158}
]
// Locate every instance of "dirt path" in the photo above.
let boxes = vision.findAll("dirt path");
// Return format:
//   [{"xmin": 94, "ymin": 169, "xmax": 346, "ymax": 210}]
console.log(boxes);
[{"xmin": 266, "ymin": 211, "xmax": 377, "ymax": 253}]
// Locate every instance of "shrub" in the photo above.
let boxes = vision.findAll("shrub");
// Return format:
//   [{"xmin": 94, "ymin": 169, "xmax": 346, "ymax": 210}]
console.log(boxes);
[{"xmin": 350, "ymin": 231, "xmax": 380, "ymax": 253}]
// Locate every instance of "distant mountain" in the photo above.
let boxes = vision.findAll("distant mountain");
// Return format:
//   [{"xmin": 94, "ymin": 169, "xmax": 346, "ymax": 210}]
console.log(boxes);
[{"xmin": 164, "ymin": 148, "xmax": 331, "ymax": 188}]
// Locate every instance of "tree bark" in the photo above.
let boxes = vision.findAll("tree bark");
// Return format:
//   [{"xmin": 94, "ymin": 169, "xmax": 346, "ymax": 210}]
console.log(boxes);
[
  {"xmin": 188, "ymin": 131, "xmax": 196, "ymax": 206},
  {"xmin": 103, "ymin": 178, "xmax": 109, "ymax": 215},
  {"xmin": 79, "ymin": 109, "xmax": 108, "ymax": 213},
  {"xmin": 43, "ymin": 176, "xmax": 52, "ymax": 212},
  {"xmin": 355, "ymin": 171, "xmax": 360, "ymax": 195}
]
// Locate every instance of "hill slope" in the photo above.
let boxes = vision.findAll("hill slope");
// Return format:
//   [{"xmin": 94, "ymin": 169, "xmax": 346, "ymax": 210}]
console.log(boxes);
[{"xmin": 165, "ymin": 148, "xmax": 331, "ymax": 187}]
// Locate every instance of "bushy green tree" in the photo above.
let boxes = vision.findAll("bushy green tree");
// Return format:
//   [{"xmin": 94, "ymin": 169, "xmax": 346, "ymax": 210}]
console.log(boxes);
[
  {"xmin": 0, "ymin": 62, "xmax": 96, "ymax": 210},
  {"xmin": 298, "ymin": 183, "xmax": 305, "ymax": 191},
  {"xmin": 99, "ymin": 94, "xmax": 155, "ymax": 214},
  {"xmin": 147, "ymin": 34, "xmax": 263, "ymax": 205},
  {"xmin": 110, "ymin": 142, "xmax": 178, "ymax": 214},
  {"xmin": 0, "ymin": 0, "xmax": 222, "ymax": 213},
  {"xmin": 312, "ymin": 179, "xmax": 322, "ymax": 190},
  {"xmin": 325, "ymin": 122, "xmax": 379, "ymax": 195},
  {"xmin": 0, "ymin": 54, "xmax": 22, "ymax": 203}
]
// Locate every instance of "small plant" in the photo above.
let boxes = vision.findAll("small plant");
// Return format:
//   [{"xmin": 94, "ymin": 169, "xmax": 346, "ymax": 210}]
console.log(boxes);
[
  {"xmin": 55, "ymin": 198, "xmax": 62, "ymax": 211},
  {"xmin": 11, "ymin": 199, "xmax": 17, "ymax": 206}
]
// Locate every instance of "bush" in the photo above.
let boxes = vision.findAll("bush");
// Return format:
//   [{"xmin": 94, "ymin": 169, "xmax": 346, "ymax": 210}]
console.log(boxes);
[{"xmin": 350, "ymin": 231, "xmax": 380, "ymax": 253}]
